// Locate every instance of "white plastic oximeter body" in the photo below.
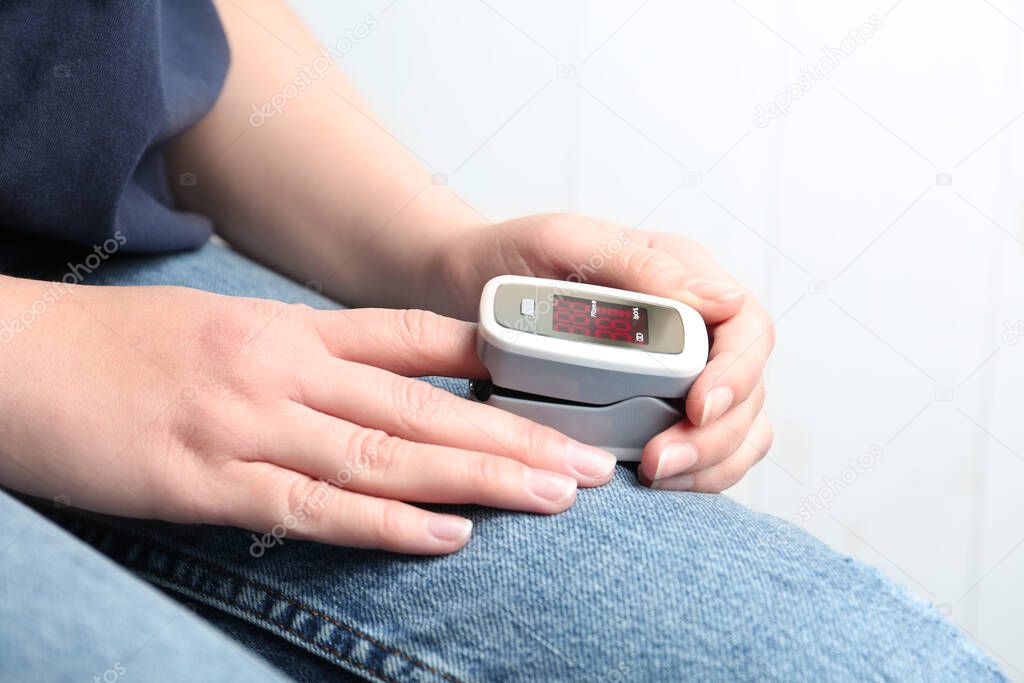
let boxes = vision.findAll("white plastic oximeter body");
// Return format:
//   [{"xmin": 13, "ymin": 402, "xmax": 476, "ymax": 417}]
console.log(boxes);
[{"xmin": 470, "ymin": 275, "xmax": 709, "ymax": 461}]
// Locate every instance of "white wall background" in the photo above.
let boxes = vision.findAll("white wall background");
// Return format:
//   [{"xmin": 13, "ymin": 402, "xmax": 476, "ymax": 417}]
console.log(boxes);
[{"xmin": 291, "ymin": 0, "xmax": 1024, "ymax": 675}]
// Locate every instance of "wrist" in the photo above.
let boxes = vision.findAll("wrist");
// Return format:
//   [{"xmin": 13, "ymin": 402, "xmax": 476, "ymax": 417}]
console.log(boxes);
[
  {"xmin": 418, "ymin": 223, "xmax": 483, "ymax": 319},
  {"xmin": 360, "ymin": 184, "xmax": 485, "ymax": 315},
  {"xmin": 0, "ymin": 275, "xmax": 71, "ymax": 346},
  {"xmin": 310, "ymin": 180, "xmax": 464, "ymax": 310}
]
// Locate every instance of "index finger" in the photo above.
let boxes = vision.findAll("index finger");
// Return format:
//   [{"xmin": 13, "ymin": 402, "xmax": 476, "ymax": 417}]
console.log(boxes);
[{"xmin": 312, "ymin": 307, "xmax": 486, "ymax": 378}]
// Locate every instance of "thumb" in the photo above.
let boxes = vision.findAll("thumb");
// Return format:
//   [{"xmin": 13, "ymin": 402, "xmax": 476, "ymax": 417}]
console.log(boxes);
[{"xmin": 552, "ymin": 238, "xmax": 744, "ymax": 324}]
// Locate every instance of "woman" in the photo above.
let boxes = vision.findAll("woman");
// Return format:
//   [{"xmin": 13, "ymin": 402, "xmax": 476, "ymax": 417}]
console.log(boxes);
[{"xmin": 0, "ymin": 1, "xmax": 1003, "ymax": 680}]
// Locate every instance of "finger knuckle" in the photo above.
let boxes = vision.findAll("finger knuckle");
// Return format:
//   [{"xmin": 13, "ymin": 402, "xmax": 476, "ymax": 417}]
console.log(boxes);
[
  {"xmin": 708, "ymin": 461, "xmax": 745, "ymax": 493},
  {"xmin": 708, "ymin": 350, "xmax": 739, "ymax": 378},
  {"xmin": 154, "ymin": 460, "xmax": 226, "ymax": 525},
  {"xmin": 468, "ymin": 454, "xmax": 510, "ymax": 491},
  {"xmin": 623, "ymin": 248, "xmax": 684, "ymax": 285},
  {"xmin": 706, "ymin": 427, "xmax": 740, "ymax": 464},
  {"xmin": 528, "ymin": 213, "xmax": 592, "ymax": 261},
  {"xmin": 394, "ymin": 379, "xmax": 445, "ymax": 428},
  {"xmin": 522, "ymin": 420, "xmax": 571, "ymax": 462},
  {"xmin": 692, "ymin": 478, "xmax": 726, "ymax": 494},
  {"xmin": 344, "ymin": 427, "xmax": 397, "ymax": 472},
  {"xmin": 281, "ymin": 477, "xmax": 331, "ymax": 530},
  {"xmin": 719, "ymin": 467, "xmax": 746, "ymax": 492},
  {"xmin": 370, "ymin": 500, "xmax": 410, "ymax": 546},
  {"xmin": 536, "ymin": 212, "xmax": 586, "ymax": 237},
  {"xmin": 397, "ymin": 308, "xmax": 445, "ymax": 349}
]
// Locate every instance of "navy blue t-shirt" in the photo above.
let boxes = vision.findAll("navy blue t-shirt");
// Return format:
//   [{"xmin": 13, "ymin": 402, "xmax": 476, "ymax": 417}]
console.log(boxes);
[{"xmin": 0, "ymin": 1, "xmax": 229, "ymax": 252}]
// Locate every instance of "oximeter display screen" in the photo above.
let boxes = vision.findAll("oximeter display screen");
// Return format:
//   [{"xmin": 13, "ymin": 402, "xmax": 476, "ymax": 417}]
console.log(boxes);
[{"xmin": 552, "ymin": 295, "xmax": 649, "ymax": 345}]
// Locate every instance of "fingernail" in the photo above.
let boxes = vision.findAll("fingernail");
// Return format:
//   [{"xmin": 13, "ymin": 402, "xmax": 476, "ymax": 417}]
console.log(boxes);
[
  {"xmin": 428, "ymin": 515, "xmax": 473, "ymax": 543},
  {"xmin": 701, "ymin": 386, "xmax": 733, "ymax": 426},
  {"xmin": 685, "ymin": 279, "xmax": 744, "ymax": 302},
  {"xmin": 654, "ymin": 443, "xmax": 698, "ymax": 480},
  {"xmin": 528, "ymin": 470, "xmax": 578, "ymax": 504},
  {"xmin": 566, "ymin": 442, "xmax": 617, "ymax": 479},
  {"xmin": 651, "ymin": 473, "xmax": 695, "ymax": 491}
]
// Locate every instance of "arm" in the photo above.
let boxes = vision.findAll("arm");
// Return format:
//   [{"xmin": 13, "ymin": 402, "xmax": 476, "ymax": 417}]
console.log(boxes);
[
  {"xmin": 0, "ymin": 273, "xmax": 615, "ymax": 554},
  {"xmin": 169, "ymin": 0, "xmax": 775, "ymax": 491},
  {"xmin": 167, "ymin": 0, "xmax": 482, "ymax": 310}
]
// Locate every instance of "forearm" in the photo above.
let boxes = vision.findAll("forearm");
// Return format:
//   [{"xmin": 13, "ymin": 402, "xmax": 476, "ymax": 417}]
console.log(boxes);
[
  {"xmin": 0, "ymin": 274, "xmax": 97, "ymax": 495},
  {"xmin": 167, "ymin": 0, "xmax": 481, "ymax": 309}
]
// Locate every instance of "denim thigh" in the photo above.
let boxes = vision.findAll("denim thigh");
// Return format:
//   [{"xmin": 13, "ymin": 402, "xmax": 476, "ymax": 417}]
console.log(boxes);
[{"xmin": 0, "ymin": 488, "xmax": 289, "ymax": 682}]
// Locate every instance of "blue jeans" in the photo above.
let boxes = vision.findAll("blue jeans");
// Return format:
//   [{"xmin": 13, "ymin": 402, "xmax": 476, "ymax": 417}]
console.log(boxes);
[{"xmin": 0, "ymin": 237, "xmax": 1006, "ymax": 682}]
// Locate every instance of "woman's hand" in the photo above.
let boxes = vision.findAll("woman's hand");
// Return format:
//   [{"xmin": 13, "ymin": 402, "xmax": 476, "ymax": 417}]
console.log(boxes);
[
  {"xmin": 0, "ymin": 278, "xmax": 617, "ymax": 554},
  {"xmin": 431, "ymin": 214, "xmax": 775, "ymax": 492}
]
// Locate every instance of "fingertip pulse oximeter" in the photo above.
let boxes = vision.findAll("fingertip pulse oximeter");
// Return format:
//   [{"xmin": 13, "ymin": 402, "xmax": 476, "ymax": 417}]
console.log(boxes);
[{"xmin": 470, "ymin": 275, "xmax": 709, "ymax": 460}]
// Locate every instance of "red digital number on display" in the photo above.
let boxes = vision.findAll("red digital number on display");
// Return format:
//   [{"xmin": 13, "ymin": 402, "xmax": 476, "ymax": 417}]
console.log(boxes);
[{"xmin": 551, "ymin": 295, "xmax": 649, "ymax": 345}]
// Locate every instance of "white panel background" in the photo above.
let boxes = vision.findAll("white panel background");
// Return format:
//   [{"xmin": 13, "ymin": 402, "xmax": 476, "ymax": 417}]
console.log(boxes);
[{"xmin": 288, "ymin": 0, "xmax": 1024, "ymax": 675}]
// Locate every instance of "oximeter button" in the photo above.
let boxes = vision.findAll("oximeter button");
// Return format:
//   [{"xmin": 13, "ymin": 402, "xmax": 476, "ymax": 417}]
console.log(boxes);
[{"xmin": 520, "ymin": 298, "xmax": 536, "ymax": 317}]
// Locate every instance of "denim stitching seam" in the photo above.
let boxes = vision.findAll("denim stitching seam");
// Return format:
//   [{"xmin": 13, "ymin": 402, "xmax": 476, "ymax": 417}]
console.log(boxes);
[
  {"xmin": 45, "ymin": 510, "xmax": 464, "ymax": 683},
  {"xmin": 136, "ymin": 570, "xmax": 404, "ymax": 683},
  {"xmin": 152, "ymin": 554, "xmax": 463, "ymax": 683}
]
